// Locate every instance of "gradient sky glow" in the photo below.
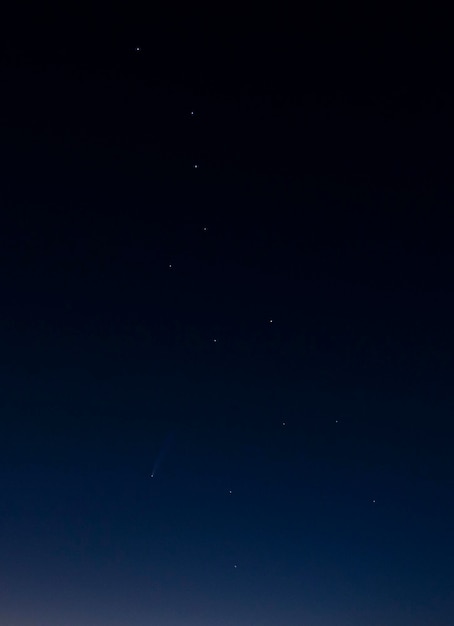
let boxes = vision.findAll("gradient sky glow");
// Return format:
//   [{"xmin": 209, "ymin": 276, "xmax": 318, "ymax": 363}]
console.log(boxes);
[{"xmin": 1, "ymin": 8, "xmax": 453, "ymax": 626}]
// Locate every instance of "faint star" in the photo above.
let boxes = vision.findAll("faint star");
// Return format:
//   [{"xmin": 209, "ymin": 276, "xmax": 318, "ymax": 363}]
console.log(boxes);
[
  {"xmin": 135, "ymin": 47, "xmax": 141, "ymax": 51},
  {"xmin": 213, "ymin": 339, "xmax": 217, "ymax": 343},
  {"xmin": 168, "ymin": 264, "xmax": 172, "ymax": 269},
  {"xmin": 234, "ymin": 565, "xmax": 237, "ymax": 569},
  {"xmin": 282, "ymin": 422, "xmax": 286, "ymax": 426},
  {"xmin": 269, "ymin": 319, "xmax": 273, "ymax": 323},
  {"xmin": 193, "ymin": 164, "xmax": 198, "ymax": 169},
  {"xmin": 372, "ymin": 499, "xmax": 376, "ymax": 503},
  {"xmin": 229, "ymin": 490, "xmax": 232, "ymax": 494},
  {"xmin": 190, "ymin": 111, "xmax": 194, "ymax": 115},
  {"xmin": 203, "ymin": 227, "xmax": 207, "ymax": 231}
]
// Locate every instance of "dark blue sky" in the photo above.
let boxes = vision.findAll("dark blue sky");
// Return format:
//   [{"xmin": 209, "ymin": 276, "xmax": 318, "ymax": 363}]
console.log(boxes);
[{"xmin": 0, "ymin": 8, "xmax": 453, "ymax": 625}]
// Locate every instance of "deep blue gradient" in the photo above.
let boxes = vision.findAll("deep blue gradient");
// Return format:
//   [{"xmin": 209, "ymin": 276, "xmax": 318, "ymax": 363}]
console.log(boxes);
[{"xmin": 0, "ymin": 12, "xmax": 453, "ymax": 625}]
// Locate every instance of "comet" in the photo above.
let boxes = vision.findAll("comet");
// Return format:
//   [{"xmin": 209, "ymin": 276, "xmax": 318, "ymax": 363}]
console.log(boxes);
[{"xmin": 150, "ymin": 432, "xmax": 175, "ymax": 479}]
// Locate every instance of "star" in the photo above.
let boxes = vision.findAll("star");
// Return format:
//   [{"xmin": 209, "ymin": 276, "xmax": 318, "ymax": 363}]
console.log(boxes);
[
  {"xmin": 203, "ymin": 226, "xmax": 207, "ymax": 231},
  {"xmin": 193, "ymin": 164, "xmax": 199, "ymax": 169},
  {"xmin": 190, "ymin": 111, "xmax": 195, "ymax": 116},
  {"xmin": 135, "ymin": 47, "xmax": 141, "ymax": 52},
  {"xmin": 269, "ymin": 319, "xmax": 273, "ymax": 323},
  {"xmin": 228, "ymin": 490, "xmax": 232, "ymax": 494},
  {"xmin": 213, "ymin": 339, "xmax": 217, "ymax": 343},
  {"xmin": 168, "ymin": 264, "xmax": 172, "ymax": 269},
  {"xmin": 282, "ymin": 421, "xmax": 286, "ymax": 426}
]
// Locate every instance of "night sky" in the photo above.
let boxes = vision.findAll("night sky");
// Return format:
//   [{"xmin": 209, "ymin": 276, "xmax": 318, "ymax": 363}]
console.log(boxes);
[{"xmin": 1, "ymin": 9, "xmax": 453, "ymax": 626}]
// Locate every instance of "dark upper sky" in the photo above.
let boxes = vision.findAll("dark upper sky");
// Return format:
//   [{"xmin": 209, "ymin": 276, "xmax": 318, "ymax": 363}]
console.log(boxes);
[{"xmin": 1, "ymin": 8, "xmax": 453, "ymax": 626}]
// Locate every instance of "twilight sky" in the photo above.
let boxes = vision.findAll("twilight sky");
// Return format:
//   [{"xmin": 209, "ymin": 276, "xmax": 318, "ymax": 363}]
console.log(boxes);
[{"xmin": 0, "ymin": 8, "xmax": 453, "ymax": 626}]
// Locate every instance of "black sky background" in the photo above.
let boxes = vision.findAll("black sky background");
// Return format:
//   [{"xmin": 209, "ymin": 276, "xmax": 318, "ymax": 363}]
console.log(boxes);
[{"xmin": 0, "ymin": 7, "xmax": 453, "ymax": 625}]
